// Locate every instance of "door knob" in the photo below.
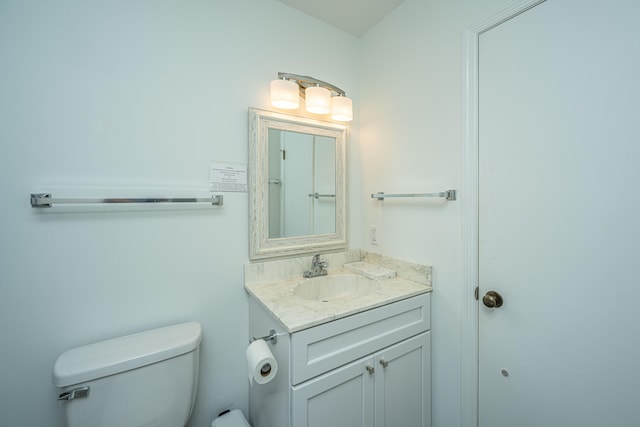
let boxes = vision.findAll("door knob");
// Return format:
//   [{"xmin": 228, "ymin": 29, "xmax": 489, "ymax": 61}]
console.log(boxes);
[{"xmin": 482, "ymin": 291, "xmax": 503, "ymax": 308}]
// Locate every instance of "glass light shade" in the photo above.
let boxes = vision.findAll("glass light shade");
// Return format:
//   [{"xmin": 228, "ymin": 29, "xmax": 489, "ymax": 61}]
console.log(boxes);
[
  {"xmin": 270, "ymin": 79, "xmax": 299, "ymax": 109},
  {"xmin": 305, "ymin": 86, "xmax": 331, "ymax": 114},
  {"xmin": 331, "ymin": 96, "xmax": 353, "ymax": 122}
]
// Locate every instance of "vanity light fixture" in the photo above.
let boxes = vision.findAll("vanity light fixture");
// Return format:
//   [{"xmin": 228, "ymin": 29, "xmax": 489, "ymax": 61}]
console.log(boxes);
[
  {"xmin": 270, "ymin": 78, "xmax": 299, "ymax": 109},
  {"xmin": 270, "ymin": 72, "xmax": 353, "ymax": 122},
  {"xmin": 305, "ymin": 85, "xmax": 331, "ymax": 115},
  {"xmin": 330, "ymin": 95, "xmax": 353, "ymax": 122}
]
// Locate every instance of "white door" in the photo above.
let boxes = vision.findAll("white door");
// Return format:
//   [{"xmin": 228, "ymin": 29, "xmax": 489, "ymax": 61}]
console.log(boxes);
[
  {"xmin": 478, "ymin": 1, "xmax": 640, "ymax": 426},
  {"xmin": 281, "ymin": 131, "xmax": 313, "ymax": 237},
  {"xmin": 312, "ymin": 135, "xmax": 336, "ymax": 235}
]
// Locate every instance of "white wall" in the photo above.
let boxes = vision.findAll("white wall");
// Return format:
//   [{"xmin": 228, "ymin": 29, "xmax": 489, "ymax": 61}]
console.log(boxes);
[
  {"xmin": 0, "ymin": 1, "xmax": 358, "ymax": 426},
  {"xmin": 357, "ymin": 0, "xmax": 505, "ymax": 426}
]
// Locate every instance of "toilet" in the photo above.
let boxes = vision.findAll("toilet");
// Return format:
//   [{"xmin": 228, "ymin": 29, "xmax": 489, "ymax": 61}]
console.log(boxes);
[{"xmin": 52, "ymin": 321, "xmax": 202, "ymax": 427}]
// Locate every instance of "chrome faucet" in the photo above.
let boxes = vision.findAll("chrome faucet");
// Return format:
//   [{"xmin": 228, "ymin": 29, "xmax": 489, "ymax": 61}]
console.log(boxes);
[{"xmin": 303, "ymin": 254, "xmax": 328, "ymax": 278}]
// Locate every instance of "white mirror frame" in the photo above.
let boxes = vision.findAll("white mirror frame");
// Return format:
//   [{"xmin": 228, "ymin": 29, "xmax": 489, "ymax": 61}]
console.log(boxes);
[{"xmin": 248, "ymin": 107, "xmax": 347, "ymax": 260}]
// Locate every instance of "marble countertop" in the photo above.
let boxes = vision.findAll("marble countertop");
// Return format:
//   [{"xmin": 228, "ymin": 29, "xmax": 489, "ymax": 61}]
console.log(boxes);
[{"xmin": 245, "ymin": 252, "xmax": 432, "ymax": 333}]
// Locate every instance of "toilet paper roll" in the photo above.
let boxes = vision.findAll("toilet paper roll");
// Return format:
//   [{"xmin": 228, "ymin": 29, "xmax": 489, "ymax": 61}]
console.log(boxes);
[{"xmin": 246, "ymin": 339, "xmax": 278, "ymax": 385}]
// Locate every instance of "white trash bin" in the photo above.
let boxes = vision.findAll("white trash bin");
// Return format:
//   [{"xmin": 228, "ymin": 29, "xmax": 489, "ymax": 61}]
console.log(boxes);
[{"xmin": 211, "ymin": 409, "xmax": 251, "ymax": 427}]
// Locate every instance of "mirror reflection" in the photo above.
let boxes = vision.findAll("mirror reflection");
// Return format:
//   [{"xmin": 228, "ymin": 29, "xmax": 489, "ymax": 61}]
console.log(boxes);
[
  {"xmin": 249, "ymin": 108, "xmax": 347, "ymax": 260},
  {"xmin": 268, "ymin": 129, "xmax": 336, "ymax": 238}
]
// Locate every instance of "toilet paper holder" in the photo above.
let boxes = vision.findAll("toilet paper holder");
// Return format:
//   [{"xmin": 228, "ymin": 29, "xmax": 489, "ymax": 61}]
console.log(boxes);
[{"xmin": 251, "ymin": 329, "xmax": 278, "ymax": 345}]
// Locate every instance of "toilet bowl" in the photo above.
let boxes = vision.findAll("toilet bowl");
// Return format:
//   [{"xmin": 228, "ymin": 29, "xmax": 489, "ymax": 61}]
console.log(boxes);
[
  {"xmin": 211, "ymin": 409, "xmax": 251, "ymax": 427},
  {"xmin": 53, "ymin": 321, "xmax": 202, "ymax": 427}
]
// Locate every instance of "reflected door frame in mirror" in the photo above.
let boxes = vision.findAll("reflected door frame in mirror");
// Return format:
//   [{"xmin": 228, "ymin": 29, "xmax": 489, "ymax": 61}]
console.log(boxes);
[{"xmin": 249, "ymin": 108, "xmax": 347, "ymax": 260}]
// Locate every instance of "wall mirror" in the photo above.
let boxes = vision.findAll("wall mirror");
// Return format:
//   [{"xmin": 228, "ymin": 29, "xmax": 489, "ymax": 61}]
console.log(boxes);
[{"xmin": 249, "ymin": 108, "xmax": 347, "ymax": 260}]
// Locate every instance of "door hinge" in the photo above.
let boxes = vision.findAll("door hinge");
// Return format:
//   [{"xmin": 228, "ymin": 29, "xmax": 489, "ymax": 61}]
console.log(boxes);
[{"xmin": 474, "ymin": 286, "xmax": 479, "ymax": 301}]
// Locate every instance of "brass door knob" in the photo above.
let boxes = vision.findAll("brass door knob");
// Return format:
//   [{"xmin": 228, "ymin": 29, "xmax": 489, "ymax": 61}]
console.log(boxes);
[{"xmin": 482, "ymin": 291, "xmax": 504, "ymax": 308}]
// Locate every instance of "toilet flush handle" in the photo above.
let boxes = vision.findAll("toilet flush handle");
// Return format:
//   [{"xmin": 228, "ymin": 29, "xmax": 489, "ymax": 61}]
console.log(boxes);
[{"xmin": 58, "ymin": 386, "xmax": 90, "ymax": 401}]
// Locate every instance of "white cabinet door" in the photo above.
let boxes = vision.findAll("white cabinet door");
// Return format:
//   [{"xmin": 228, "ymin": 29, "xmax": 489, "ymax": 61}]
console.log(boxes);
[
  {"xmin": 375, "ymin": 332, "xmax": 431, "ymax": 427},
  {"xmin": 291, "ymin": 356, "xmax": 375, "ymax": 427}
]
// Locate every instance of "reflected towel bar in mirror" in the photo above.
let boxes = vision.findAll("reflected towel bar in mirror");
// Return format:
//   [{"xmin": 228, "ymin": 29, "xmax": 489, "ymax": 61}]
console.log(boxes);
[
  {"xmin": 371, "ymin": 190, "xmax": 457, "ymax": 201},
  {"xmin": 30, "ymin": 193, "xmax": 224, "ymax": 208},
  {"xmin": 308, "ymin": 193, "xmax": 336, "ymax": 199}
]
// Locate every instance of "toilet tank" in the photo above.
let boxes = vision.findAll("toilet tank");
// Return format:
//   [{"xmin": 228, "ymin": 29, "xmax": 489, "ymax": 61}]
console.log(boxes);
[{"xmin": 53, "ymin": 322, "xmax": 202, "ymax": 427}]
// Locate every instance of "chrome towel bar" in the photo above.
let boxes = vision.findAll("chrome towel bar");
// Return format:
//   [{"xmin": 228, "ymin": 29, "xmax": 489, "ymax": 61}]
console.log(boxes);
[
  {"xmin": 30, "ymin": 193, "xmax": 223, "ymax": 208},
  {"xmin": 371, "ymin": 190, "xmax": 457, "ymax": 201}
]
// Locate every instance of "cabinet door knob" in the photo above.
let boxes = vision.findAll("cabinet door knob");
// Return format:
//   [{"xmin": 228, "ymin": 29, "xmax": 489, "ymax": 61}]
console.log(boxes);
[
  {"xmin": 380, "ymin": 359, "xmax": 389, "ymax": 368},
  {"xmin": 366, "ymin": 365, "xmax": 375, "ymax": 375}
]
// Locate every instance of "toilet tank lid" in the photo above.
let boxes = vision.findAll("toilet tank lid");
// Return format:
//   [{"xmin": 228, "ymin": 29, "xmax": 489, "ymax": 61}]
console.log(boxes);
[{"xmin": 53, "ymin": 321, "xmax": 202, "ymax": 387}]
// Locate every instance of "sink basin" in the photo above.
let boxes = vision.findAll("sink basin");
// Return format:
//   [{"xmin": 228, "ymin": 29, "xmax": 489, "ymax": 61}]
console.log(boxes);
[{"xmin": 294, "ymin": 274, "xmax": 379, "ymax": 302}]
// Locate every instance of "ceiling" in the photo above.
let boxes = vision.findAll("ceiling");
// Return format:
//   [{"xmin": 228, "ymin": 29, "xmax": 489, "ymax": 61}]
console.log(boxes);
[{"xmin": 276, "ymin": 0, "xmax": 406, "ymax": 37}]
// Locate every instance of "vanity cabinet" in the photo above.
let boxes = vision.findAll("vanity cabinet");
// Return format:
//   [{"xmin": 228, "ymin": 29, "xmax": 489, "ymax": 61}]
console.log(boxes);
[
  {"xmin": 248, "ymin": 292, "xmax": 431, "ymax": 427},
  {"xmin": 292, "ymin": 331, "xmax": 430, "ymax": 427}
]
